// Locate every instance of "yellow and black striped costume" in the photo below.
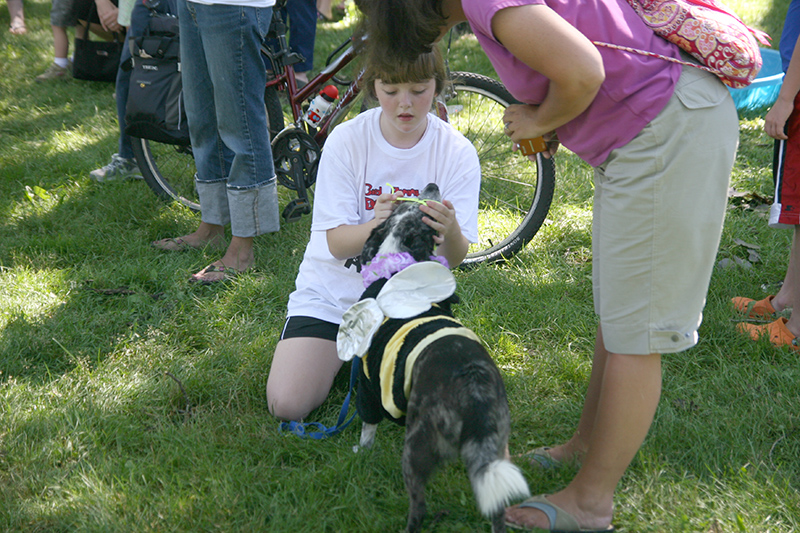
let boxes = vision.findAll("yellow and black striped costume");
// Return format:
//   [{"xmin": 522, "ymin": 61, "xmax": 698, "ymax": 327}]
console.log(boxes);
[{"xmin": 356, "ymin": 302, "xmax": 481, "ymax": 425}]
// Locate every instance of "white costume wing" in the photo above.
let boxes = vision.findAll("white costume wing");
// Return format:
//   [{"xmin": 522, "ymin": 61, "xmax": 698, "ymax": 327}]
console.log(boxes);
[
  {"xmin": 376, "ymin": 262, "xmax": 456, "ymax": 319},
  {"xmin": 336, "ymin": 299, "xmax": 384, "ymax": 361}
]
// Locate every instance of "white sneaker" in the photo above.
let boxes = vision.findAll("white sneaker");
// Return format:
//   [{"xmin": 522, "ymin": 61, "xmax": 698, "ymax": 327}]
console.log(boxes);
[
  {"xmin": 90, "ymin": 154, "xmax": 143, "ymax": 182},
  {"xmin": 35, "ymin": 62, "xmax": 71, "ymax": 82}
]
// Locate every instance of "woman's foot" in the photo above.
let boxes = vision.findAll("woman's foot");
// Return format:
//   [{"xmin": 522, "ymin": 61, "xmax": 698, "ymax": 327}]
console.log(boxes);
[
  {"xmin": 518, "ymin": 441, "xmax": 585, "ymax": 469},
  {"xmin": 190, "ymin": 235, "xmax": 256, "ymax": 283},
  {"xmin": 9, "ymin": 22, "xmax": 26, "ymax": 34},
  {"xmin": 151, "ymin": 233, "xmax": 226, "ymax": 252},
  {"xmin": 190, "ymin": 261, "xmax": 247, "ymax": 284}
]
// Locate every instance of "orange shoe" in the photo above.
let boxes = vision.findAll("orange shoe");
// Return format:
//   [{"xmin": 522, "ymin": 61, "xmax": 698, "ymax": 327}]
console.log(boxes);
[
  {"xmin": 731, "ymin": 295, "xmax": 777, "ymax": 319},
  {"xmin": 737, "ymin": 317, "xmax": 800, "ymax": 351}
]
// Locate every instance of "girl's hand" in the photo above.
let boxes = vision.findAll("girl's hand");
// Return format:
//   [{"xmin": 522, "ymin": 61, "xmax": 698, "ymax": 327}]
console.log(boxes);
[
  {"xmin": 373, "ymin": 192, "xmax": 400, "ymax": 224},
  {"xmin": 420, "ymin": 199, "xmax": 460, "ymax": 245}
]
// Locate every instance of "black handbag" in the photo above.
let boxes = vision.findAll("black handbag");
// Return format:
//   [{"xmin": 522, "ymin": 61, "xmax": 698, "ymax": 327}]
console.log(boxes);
[{"xmin": 72, "ymin": 6, "xmax": 124, "ymax": 83}]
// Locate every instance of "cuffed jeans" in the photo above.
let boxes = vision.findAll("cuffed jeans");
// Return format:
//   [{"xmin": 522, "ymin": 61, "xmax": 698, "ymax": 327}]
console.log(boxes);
[{"xmin": 179, "ymin": 0, "xmax": 280, "ymax": 237}]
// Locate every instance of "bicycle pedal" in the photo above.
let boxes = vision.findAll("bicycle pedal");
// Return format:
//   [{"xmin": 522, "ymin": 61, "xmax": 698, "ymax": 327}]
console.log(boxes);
[{"xmin": 282, "ymin": 198, "xmax": 311, "ymax": 223}]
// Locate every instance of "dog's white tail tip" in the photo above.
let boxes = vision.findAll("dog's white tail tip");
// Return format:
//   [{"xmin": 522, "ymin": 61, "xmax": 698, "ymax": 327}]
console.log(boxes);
[{"xmin": 473, "ymin": 459, "xmax": 531, "ymax": 517}]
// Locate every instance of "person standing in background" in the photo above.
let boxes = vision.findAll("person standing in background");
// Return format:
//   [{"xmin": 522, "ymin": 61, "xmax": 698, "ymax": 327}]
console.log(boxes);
[
  {"xmin": 151, "ymin": 0, "xmax": 281, "ymax": 284},
  {"xmin": 734, "ymin": 0, "xmax": 800, "ymax": 350}
]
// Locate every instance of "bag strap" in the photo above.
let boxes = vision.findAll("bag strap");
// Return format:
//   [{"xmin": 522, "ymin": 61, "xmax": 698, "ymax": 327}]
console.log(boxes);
[
  {"xmin": 592, "ymin": 41, "xmax": 721, "ymax": 76},
  {"xmin": 278, "ymin": 358, "xmax": 361, "ymax": 439}
]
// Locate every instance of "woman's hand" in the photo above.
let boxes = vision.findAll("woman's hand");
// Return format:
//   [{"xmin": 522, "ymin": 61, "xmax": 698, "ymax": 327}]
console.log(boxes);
[
  {"xmin": 96, "ymin": 0, "xmax": 122, "ymax": 32},
  {"xmin": 503, "ymin": 105, "xmax": 560, "ymax": 159},
  {"xmin": 503, "ymin": 103, "xmax": 544, "ymax": 141}
]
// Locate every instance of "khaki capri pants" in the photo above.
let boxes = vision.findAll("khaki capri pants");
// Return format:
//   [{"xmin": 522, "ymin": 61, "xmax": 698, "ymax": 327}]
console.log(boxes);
[{"xmin": 592, "ymin": 63, "xmax": 739, "ymax": 355}]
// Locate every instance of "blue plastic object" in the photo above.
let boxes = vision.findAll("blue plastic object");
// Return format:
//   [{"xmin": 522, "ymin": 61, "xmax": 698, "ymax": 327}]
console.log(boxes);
[{"xmin": 728, "ymin": 48, "xmax": 784, "ymax": 115}]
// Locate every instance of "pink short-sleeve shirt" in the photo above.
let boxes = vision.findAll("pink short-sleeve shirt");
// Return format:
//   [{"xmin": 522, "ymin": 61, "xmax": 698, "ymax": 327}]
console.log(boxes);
[{"xmin": 462, "ymin": 0, "xmax": 683, "ymax": 165}]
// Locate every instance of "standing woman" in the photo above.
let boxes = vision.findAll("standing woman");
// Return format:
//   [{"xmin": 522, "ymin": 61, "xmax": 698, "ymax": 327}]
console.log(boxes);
[
  {"xmin": 357, "ymin": 0, "xmax": 739, "ymax": 531},
  {"xmin": 152, "ymin": 0, "xmax": 281, "ymax": 283}
]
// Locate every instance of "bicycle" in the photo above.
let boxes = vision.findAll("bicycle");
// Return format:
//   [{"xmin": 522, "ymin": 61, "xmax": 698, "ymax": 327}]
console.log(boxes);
[{"xmin": 131, "ymin": 4, "xmax": 555, "ymax": 266}]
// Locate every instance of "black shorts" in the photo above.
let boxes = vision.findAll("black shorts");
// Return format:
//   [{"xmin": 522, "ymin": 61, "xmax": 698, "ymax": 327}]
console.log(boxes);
[{"xmin": 280, "ymin": 316, "xmax": 339, "ymax": 342}]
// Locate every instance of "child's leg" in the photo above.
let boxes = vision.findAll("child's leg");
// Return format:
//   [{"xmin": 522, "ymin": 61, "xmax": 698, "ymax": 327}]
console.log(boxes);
[
  {"xmin": 53, "ymin": 25, "xmax": 70, "ymax": 61},
  {"xmin": 267, "ymin": 337, "xmax": 343, "ymax": 421},
  {"xmin": 783, "ymin": 228, "xmax": 800, "ymax": 337}
]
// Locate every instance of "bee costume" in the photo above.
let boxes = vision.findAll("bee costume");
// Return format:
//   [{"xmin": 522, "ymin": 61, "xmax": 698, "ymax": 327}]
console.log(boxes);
[{"xmin": 337, "ymin": 262, "xmax": 482, "ymax": 425}]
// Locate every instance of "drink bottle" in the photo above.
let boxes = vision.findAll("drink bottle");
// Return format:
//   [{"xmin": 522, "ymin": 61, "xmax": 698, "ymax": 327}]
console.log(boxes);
[{"xmin": 304, "ymin": 85, "xmax": 339, "ymax": 127}]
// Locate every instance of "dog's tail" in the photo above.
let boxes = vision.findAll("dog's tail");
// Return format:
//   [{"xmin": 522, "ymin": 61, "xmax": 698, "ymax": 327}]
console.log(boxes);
[{"xmin": 469, "ymin": 458, "xmax": 530, "ymax": 517}]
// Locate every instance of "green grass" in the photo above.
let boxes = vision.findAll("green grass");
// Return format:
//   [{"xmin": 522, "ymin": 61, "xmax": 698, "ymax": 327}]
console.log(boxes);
[{"xmin": 2, "ymin": 0, "xmax": 799, "ymax": 531}]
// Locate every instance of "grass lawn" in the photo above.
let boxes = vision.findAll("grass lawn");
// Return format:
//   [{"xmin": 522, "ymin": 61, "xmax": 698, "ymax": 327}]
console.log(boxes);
[{"xmin": 1, "ymin": 0, "xmax": 799, "ymax": 531}]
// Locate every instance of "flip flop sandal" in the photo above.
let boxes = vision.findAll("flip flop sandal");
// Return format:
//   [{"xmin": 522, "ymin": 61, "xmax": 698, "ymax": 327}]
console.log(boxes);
[
  {"xmin": 731, "ymin": 295, "xmax": 777, "ymax": 320},
  {"xmin": 152, "ymin": 237, "xmax": 195, "ymax": 252},
  {"xmin": 515, "ymin": 446, "xmax": 563, "ymax": 470},
  {"xmin": 190, "ymin": 263, "xmax": 241, "ymax": 285},
  {"xmin": 506, "ymin": 495, "xmax": 615, "ymax": 532}
]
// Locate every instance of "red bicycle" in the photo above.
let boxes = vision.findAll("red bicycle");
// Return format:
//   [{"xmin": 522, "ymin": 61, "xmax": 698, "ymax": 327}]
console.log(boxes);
[{"xmin": 132, "ymin": 7, "xmax": 555, "ymax": 265}]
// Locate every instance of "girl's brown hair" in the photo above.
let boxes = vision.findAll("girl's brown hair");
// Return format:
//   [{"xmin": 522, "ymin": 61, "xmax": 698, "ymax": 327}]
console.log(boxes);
[{"xmin": 362, "ymin": 45, "xmax": 447, "ymax": 101}]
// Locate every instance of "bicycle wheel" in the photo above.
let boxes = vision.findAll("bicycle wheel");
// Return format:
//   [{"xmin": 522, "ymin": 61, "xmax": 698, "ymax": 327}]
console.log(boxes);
[
  {"xmin": 447, "ymin": 72, "xmax": 556, "ymax": 267},
  {"xmin": 134, "ymin": 87, "xmax": 285, "ymax": 212}
]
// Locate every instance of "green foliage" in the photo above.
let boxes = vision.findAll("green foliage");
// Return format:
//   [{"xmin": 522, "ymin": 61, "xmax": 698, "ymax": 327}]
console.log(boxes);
[{"xmin": 1, "ymin": 0, "xmax": 799, "ymax": 531}]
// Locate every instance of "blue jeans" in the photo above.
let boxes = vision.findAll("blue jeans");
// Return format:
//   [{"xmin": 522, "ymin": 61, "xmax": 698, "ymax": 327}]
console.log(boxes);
[
  {"xmin": 268, "ymin": 0, "xmax": 316, "ymax": 73},
  {"xmin": 116, "ymin": 0, "xmax": 176, "ymax": 160},
  {"xmin": 178, "ymin": 0, "xmax": 279, "ymax": 237}
]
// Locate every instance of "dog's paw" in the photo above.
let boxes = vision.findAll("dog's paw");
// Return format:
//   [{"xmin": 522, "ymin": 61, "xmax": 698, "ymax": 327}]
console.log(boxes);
[{"xmin": 358, "ymin": 422, "xmax": 378, "ymax": 450}]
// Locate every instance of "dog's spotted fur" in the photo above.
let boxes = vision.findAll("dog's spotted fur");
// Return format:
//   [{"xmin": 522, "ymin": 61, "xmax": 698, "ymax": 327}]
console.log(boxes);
[{"xmin": 355, "ymin": 183, "xmax": 529, "ymax": 533}]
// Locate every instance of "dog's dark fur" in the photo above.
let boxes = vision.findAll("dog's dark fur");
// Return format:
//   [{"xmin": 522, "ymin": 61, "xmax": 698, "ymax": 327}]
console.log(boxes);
[{"xmin": 355, "ymin": 183, "xmax": 529, "ymax": 533}]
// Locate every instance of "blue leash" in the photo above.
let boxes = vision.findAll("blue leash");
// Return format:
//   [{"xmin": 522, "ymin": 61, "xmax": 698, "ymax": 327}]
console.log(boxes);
[{"xmin": 279, "ymin": 358, "xmax": 360, "ymax": 439}]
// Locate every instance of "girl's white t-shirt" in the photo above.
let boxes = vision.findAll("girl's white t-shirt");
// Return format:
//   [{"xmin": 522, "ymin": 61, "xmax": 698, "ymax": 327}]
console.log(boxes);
[{"xmin": 286, "ymin": 107, "xmax": 481, "ymax": 324}]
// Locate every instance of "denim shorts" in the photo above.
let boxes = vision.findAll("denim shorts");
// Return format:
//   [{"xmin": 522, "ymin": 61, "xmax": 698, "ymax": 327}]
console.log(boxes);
[
  {"xmin": 51, "ymin": 0, "xmax": 113, "ymax": 27},
  {"xmin": 592, "ymin": 63, "xmax": 739, "ymax": 355}
]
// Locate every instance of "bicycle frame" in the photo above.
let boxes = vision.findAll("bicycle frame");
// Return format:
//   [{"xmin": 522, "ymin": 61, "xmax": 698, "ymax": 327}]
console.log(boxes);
[{"xmin": 263, "ymin": 34, "xmax": 366, "ymax": 146}]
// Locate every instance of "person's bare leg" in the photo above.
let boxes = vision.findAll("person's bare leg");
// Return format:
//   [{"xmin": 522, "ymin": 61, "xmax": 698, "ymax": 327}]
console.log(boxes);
[
  {"xmin": 8, "ymin": 0, "xmax": 26, "ymax": 33},
  {"xmin": 54, "ymin": 25, "xmax": 70, "ymax": 59},
  {"xmin": 267, "ymin": 337, "xmax": 343, "ymax": 421},
  {"xmin": 506, "ymin": 344, "xmax": 662, "ymax": 530},
  {"xmin": 775, "ymin": 228, "xmax": 800, "ymax": 330}
]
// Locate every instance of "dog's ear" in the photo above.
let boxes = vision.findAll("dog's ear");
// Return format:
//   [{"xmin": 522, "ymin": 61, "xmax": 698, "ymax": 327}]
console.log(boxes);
[
  {"xmin": 361, "ymin": 220, "xmax": 391, "ymax": 264},
  {"xmin": 420, "ymin": 183, "xmax": 441, "ymax": 202}
]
